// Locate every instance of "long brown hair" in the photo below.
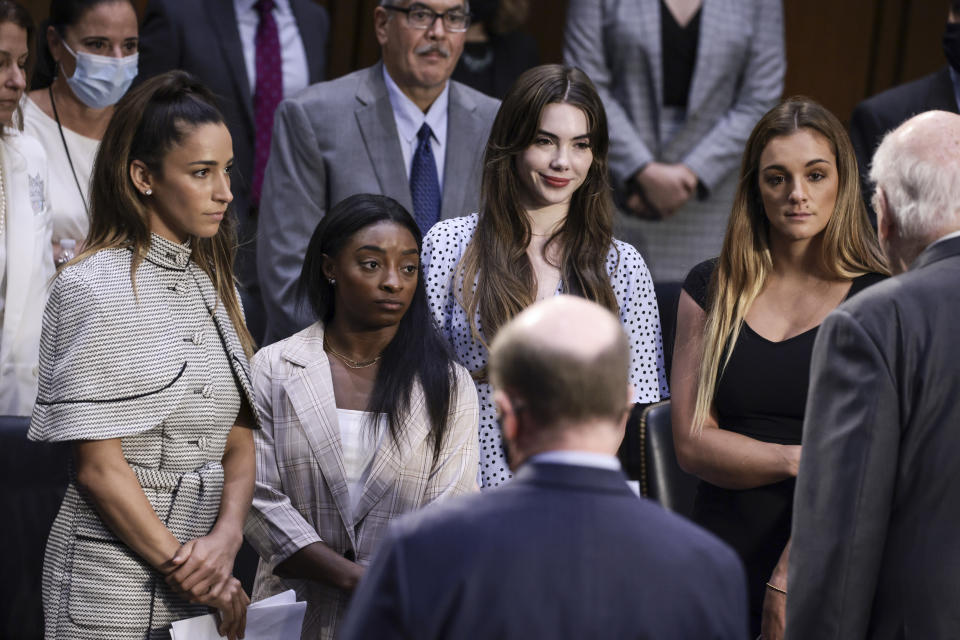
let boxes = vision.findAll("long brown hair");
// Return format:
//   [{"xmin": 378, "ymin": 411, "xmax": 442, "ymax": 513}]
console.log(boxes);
[
  {"xmin": 691, "ymin": 97, "xmax": 888, "ymax": 434},
  {"xmin": 457, "ymin": 64, "xmax": 619, "ymax": 367},
  {"xmin": 74, "ymin": 70, "xmax": 255, "ymax": 357}
]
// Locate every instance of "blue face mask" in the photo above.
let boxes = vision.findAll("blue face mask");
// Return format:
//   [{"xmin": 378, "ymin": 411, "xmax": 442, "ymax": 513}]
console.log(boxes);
[{"xmin": 61, "ymin": 41, "xmax": 138, "ymax": 109}]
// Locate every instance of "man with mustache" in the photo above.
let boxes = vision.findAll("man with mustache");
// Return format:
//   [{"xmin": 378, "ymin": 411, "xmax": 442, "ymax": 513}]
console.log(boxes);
[{"xmin": 257, "ymin": 0, "xmax": 499, "ymax": 344}]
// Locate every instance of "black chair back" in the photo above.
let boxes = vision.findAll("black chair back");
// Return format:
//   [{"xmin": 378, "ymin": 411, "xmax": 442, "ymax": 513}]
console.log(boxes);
[
  {"xmin": 0, "ymin": 415, "xmax": 69, "ymax": 640},
  {"xmin": 637, "ymin": 401, "xmax": 699, "ymax": 518}
]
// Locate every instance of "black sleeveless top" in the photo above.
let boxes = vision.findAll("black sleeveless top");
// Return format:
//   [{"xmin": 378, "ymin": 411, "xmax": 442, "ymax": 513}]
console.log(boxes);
[{"xmin": 682, "ymin": 258, "xmax": 886, "ymax": 633}]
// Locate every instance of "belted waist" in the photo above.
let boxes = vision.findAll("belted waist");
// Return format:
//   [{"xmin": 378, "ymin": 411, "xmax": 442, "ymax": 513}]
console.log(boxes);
[{"xmin": 129, "ymin": 460, "xmax": 223, "ymax": 490}]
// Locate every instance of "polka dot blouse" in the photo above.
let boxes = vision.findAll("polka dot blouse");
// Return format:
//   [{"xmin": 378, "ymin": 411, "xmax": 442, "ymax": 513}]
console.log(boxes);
[{"xmin": 422, "ymin": 214, "xmax": 670, "ymax": 488}]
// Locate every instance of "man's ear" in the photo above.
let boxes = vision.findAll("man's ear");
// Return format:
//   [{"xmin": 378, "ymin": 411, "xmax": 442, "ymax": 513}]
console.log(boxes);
[
  {"xmin": 874, "ymin": 187, "xmax": 895, "ymax": 243},
  {"xmin": 492, "ymin": 390, "xmax": 518, "ymax": 443},
  {"xmin": 373, "ymin": 6, "xmax": 391, "ymax": 47},
  {"xmin": 129, "ymin": 159, "xmax": 154, "ymax": 197}
]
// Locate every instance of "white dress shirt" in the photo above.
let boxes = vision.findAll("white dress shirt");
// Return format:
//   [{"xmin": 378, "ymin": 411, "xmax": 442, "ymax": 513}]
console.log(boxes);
[
  {"xmin": 530, "ymin": 450, "xmax": 622, "ymax": 470},
  {"xmin": 383, "ymin": 66, "xmax": 449, "ymax": 189},
  {"xmin": 234, "ymin": 0, "xmax": 310, "ymax": 99}
]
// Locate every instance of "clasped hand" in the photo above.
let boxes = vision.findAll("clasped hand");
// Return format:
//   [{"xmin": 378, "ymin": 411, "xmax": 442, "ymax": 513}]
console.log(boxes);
[
  {"xmin": 164, "ymin": 531, "xmax": 248, "ymax": 639},
  {"xmin": 626, "ymin": 162, "xmax": 698, "ymax": 219}
]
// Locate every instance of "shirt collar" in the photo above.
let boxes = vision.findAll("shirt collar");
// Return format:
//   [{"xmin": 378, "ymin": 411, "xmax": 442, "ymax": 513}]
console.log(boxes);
[
  {"xmin": 234, "ymin": 0, "xmax": 290, "ymax": 15},
  {"xmin": 382, "ymin": 65, "xmax": 450, "ymax": 145},
  {"xmin": 929, "ymin": 228, "xmax": 960, "ymax": 248},
  {"xmin": 144, "ymin": 233, "xmax": 192, "ymax": 271},
  {"xmin": 528, "ymin": 450, "xmax": 622, "ymax": 471}
]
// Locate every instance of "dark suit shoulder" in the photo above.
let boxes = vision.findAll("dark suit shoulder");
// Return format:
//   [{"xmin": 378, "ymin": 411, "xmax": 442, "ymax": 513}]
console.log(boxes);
[{"xmin": 852, "ymin": 68, "xmax": 956, "ymax": 131}]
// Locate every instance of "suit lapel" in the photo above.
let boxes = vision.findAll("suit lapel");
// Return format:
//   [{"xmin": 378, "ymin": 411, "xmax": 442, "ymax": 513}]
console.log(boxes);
[
  {"xmin": 685, "ymin": 0, "xmax": 718, "ymax": 118},
  {"xmin": 207, "ymin": 0, "xmax": 255, "ymax": 131},
  {"xmin": 189, "ymin": 268, "xmax": 261, "ymax": 427},
  {"xmin": 290, "ymin": 0, "xmax": 326, "ymax": 84},
  {"xmin": 282, "ymin": 349, "xmax": 356, "ymax": 532},
  {"xmin": 926, "ymin": 67, "xmax": 959, "ymax": 114},
  {"xmin": 441, "ymin": 82, "xmax": 477, "ymax": 220},
  {"xmin": 354, "ymin": 64, "xmax": 415, "ymax": 213},
  {"xmin": 350, "ymin": 380, "xmax": 431, "ymax": 525},
  {"xmin": 0, "ymin": 136, "xmax": 36, "ymax": 360},
  {"xmin": 640, "ymin": 0, "xmax": 664, "ymax": 130}
]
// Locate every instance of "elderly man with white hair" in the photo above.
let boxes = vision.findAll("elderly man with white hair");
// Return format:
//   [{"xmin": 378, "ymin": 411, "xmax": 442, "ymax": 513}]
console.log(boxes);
[{"xmin": 785, "ymin": 110, "xmax": 960, "ymax": 639}]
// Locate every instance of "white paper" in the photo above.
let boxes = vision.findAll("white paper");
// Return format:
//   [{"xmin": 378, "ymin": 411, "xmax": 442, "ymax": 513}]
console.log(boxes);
[{"xmin": 171, "ymin": 590, "xmax": 306, "ymax": 640}]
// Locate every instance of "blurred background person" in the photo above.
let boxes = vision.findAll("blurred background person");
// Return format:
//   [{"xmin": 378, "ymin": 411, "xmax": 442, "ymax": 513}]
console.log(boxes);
[
  {"xmin": 451, "ymin": 0, "xmax": 538, "ymax": 100},
  {"xmin": 24, "ymin": 0, "xmax": 138, "ymax": 265},
  {"xmin": 257, "ymin": 0, "xmax": 499, "ymax": 345},
  {"xmin": 341, "ymin": 296, "xmax": 748, "ymax": 640},
  {"xmin": 423, "ymin": 64, "xmax": 669, "ymax": 488},
  {"xmin": 0, "ymin": 0, "xmax": 54, "ymax": 417},
  {"xmin": 670, "ymin": 97, "xmax": 887, "ymax": 639},
  {"xmin": 27, "ymin": 72, "xmax": 257, "ymax": 640},
  {"xmin": 850, "ymin": 0, "xmax": 960, "ymax": 226},
  {"xmin": 245, "ymin": 194, "xmax": 479, "ymax": 640},
  {"xmin": 564, "ymin": 0, "xmax": 785, "ymax": 371},
  {"xmin": 136, "ymin": 0, "xmax": 330, "ymax": 344}
]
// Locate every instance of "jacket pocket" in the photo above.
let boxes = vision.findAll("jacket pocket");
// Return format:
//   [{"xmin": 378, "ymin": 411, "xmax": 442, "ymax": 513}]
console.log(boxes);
[{"xmin": 67, "ymin": 538, "xmax": 153, "ymax": 630}]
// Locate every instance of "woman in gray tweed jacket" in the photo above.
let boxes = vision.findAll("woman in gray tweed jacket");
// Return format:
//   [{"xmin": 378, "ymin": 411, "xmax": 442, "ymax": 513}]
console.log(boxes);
[{"xmin": 28, "ymin": 72, "xmax": 257, "ymax": 640}]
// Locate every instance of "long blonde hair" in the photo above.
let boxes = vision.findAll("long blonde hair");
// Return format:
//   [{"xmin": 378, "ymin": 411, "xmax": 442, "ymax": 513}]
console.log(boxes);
[
  {"xmin": 691, "ymin": 97, "xmax": 888, "ymax": 434},
  {"xmin": 71, "ymin": 71, "xmax": 255, "ymax": 357},
  {"xmin": 456, "ymin": 65, "xmax": 619, "ymax": 377}
]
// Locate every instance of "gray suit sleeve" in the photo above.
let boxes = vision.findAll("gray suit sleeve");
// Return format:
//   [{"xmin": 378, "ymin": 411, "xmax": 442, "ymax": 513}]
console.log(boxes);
[
  {"xmin": 682, "ymin": 0, "xmax": 785, "ymax": 192},
  {"xmin": 563, "ymin": 0, "xmax": 654, "ymax": 187},
  {"xmin": 785, "ymin": 309, "xmax": 899, "ymax": 640},
  {"xmin": 257, "ymin": 98, "xmax": 325, "ymax": 344}
]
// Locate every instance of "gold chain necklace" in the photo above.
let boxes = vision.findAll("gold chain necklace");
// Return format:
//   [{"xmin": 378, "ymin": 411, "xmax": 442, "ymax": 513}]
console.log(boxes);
[{"xmin": 324, "ymin": 337, "xmax": 382, "ymax": 369}]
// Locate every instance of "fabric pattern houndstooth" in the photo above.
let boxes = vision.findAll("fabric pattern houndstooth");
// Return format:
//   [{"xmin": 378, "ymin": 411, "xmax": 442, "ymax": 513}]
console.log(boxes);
[{"xmin": 29, "ymin": 234, "xmax": 257, "ymax": 639}]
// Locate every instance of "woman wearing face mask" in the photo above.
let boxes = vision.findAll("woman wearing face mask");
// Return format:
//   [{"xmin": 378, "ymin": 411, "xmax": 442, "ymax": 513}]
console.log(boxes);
[
  {"xmin": 23, "ymin": 0, "xmax": 138, "ymax": 265},
  {"xmin": 422, "ymin": 65, "xmax": 669, "ymax": 489}
]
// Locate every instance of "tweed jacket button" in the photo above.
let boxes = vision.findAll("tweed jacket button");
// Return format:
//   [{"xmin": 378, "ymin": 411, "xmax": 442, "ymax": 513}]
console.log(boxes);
[
  {"xmin": 202, "ymin": 384, "xmax": 213, "ymax": 399},
  {"xmin": 192, "ymin": 331, "xmax": 204, "ymax": 346}
]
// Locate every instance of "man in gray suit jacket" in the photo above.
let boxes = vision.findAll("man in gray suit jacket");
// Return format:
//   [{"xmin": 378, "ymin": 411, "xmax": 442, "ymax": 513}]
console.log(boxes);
[
  {"xmin": 786, "ymin": 111, "xmax": 960, "ymax": 639},
  {"xmin": 258, "ymin": 0, "xmax": 499, "ymax": 344}
]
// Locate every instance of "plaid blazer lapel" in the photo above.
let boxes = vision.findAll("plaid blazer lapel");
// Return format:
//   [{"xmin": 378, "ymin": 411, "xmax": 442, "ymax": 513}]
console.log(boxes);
[
  {"xmin": 350, "ymin": 380, "xmax": 432, "ymax": 525},
  {"xmin": 281, "ymin": 342, "xmax": 355, "ymax": 534}
]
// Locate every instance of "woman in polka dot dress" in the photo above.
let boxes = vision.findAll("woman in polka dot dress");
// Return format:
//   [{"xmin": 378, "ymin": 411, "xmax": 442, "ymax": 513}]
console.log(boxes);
[{"xmin": 423, "ymin": 64, "xmax": 670, "ymax": 488}]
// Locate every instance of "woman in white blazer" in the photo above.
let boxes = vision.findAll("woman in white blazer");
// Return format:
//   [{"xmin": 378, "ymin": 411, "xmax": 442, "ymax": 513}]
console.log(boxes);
[
  {"xmin": 0, "ymin": 2, "xmax": 54, "ymax": 416},
  {"xmin": 245, "ymin": 194, "xmax": 479, "ymax": 640}
]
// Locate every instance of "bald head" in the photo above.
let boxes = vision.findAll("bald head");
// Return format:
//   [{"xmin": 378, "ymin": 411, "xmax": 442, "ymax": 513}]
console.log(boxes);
[
  {"xmin": 870, "ymin": 111, "xmax": 960, "ymax": 268},
  {"xmin": 489, "ymin": 296, "xmax": 631, "ymax": 429}
]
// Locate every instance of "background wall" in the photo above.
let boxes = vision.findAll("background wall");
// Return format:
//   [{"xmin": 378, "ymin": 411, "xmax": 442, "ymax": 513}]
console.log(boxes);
[{"xmin": 20, "ymin": 0, "xmax": 950, "ymax": 124}]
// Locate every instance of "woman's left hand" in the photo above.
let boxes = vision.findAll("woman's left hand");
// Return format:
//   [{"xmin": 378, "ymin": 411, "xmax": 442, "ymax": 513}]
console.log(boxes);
[{"xmin": 165, "ymin": 528, "xmax": 242, "ymax": 602}]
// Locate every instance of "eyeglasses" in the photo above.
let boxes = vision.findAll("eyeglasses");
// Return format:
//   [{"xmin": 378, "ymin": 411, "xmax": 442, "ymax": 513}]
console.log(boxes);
[{"xmin": 382, "ymin": 3, "xmax": 472, "ymax": 32}]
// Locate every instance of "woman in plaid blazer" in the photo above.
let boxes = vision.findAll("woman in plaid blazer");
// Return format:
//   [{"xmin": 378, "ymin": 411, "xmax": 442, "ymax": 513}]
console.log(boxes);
[{"xmin": 244, "ymin": 194, "xmax": 480, "ymax": 640}]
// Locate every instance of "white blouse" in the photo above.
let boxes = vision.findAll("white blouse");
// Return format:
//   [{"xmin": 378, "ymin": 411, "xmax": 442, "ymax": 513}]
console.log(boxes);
[
  {"xmin": 336, "ymin": 408, "xmax": 386, "ymax": 521},
  {"xmin": 22, "ymin": 95, "xmax": 99, "ymax": 245},
  {"xmin": 422, "ymin": 213, "xmax": 670, "ymax": 487}
]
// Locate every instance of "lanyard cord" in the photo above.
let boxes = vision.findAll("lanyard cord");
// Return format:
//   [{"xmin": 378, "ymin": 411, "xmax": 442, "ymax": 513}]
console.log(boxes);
[{"xmin": 48, "ymin": 84, "xmax": 90, "ymax": 217}]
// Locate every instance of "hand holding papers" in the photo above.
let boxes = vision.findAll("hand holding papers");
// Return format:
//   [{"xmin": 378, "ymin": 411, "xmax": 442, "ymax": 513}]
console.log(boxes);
[{"xmin": 170, "ymin": 590, "xmax": 306, "ymax": 640}]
